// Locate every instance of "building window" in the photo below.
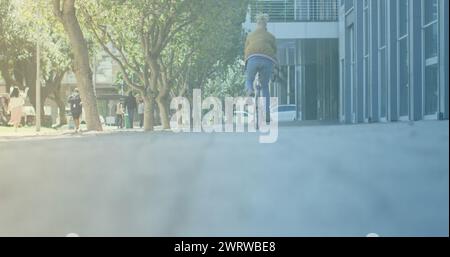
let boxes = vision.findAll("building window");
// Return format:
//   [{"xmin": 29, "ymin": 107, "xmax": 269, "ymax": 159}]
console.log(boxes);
[
  {"xmin": 422, "ymin": 0, "xmax": 439, "ymax": 116},
  {"xmin": 364, "ymin": 3, "xmax": 369, "ymax": 56},
  {"xmin": 398, "ymin": 0, "xmax": 408, "ymax": 37},
  {"xmin": 363, "ymin": 1, "xmax": 370, "ymax": 120},
  {"xmin": 275, "ymin": 41, "xmax": 297, "ymax": 106},
  {"xmin": 379, "ymin": 48, "xmax": 387, "ymax": 119},
  {"xmin": 398, "ymin": 39, "xmax": 409, "ymax": 117},
  {"xmin": 398, "ymin": 0, "xmax": 409, "ymax": 118},
  {"xmin": 341, "ymin": 58, "xmax": 345, "ymax": 121},
  {"xmin": 424, "ymin": 18, "xmax": 438, "ymax": 59},
  {"xmin": 345, "ymin": 0, "xmax": 354, "ymax": 12},
  {"xmin": 424, "ymin": 0, "xmax": 439, "ymax": 24},
  {"xmin": 350, "ymin": 25, "xmax": 356, "ymax": 121},
  {"xmin": 379, "ymin": 0, "xmax": 387, "ymax": 46},
  {"xmin": 378, "ymin": 0, "xmax": 388, "ymax": 119},
  {"xmin": 424, "ymin": 64, "xmax": 439, "ymax": 115}
]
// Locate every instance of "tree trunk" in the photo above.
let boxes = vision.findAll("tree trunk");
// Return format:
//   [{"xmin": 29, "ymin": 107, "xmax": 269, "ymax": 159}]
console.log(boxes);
[
  {"xmin": 143, "ymin": 95, "xmax": 155, "ymax": 131},
  {"xmin": 54, "ymin": 0, "xmax": 102, "ymax": 131},
  {"xmin": 54, "ymin": 95, "xmax": 67, "ymax": 126},
  {"xmin": 156, "ymin": 93, "xmax": 170, "ymax": 129}
]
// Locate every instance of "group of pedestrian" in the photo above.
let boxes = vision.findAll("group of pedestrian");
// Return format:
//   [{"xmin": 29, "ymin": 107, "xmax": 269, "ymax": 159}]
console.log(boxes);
[
  {"xmin": 2, "ymin": 12, "xmax": 272, "ymax": 134},
  {"xmin": 1, "ymin": 87, "xmax": 84, "ymax": 133},
  {"xmin": 1, "ymin": 87, "xmax": 80, "ymax": 133},
  {"xmin": 67, "ymin": 88, "xmax": 145, "ymax": 132},
  {"xmin": 115, "ymin": 91, "xmax": 145, "ymax": 129}
]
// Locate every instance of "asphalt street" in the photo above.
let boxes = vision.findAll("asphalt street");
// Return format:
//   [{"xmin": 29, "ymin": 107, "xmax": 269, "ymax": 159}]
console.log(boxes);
[{"xmin": 0, "ymin": 121, "xmax": 448, "ymax": 236}]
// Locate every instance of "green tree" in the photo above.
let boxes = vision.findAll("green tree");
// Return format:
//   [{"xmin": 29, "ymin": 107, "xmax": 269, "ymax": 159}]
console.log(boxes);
[
  {"xmin": 203, "ymin": 59, "xmax": 246, "ymax": 100},
  {"xmin": 164, "ymin": 0, "xmax": 247, "ymax": 99},
  {"xmin": 83, "ymin": 0, "xmax": 248, "ymax": 131},
  {"xmin": 1, "ymin": 0, "xmax": 73, "ymax": 126},
  {"xmin": 53, "ymin": 0, "xmax": 103, "ymax": 131},
  {"xmin": 0, "ymin": 0, "xmax": 32, "ymax": 91}
]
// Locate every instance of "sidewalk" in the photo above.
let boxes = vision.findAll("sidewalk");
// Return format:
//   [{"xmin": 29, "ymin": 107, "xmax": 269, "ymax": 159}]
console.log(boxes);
[
  {"xmin": 0, "ymin": 126, "xmax": 67, "ymax": 137},
  {"xmin": 0, "ymin": 125, "xmax": 154, "ymax": 142}
]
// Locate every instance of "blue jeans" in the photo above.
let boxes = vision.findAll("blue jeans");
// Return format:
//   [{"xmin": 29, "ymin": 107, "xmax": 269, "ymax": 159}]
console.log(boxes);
[{"xmin": 245, "ymin": 56, "xmax": 274, "ymax": 119}]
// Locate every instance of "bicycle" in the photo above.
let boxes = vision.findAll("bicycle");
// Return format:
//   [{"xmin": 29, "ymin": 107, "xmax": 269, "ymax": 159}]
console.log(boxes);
[
  {"xmin": 248, "ymin": 65, "xmax": 278, "ymax": 130},
  {"xmin": 253, "ymin": 74, "xmax": 262, "ymax": 130}
]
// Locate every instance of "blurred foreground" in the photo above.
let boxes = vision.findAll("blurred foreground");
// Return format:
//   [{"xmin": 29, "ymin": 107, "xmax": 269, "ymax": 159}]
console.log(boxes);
[{"xmin": 0, "ymin": 121, "xmax": 448, "ymax": 236}]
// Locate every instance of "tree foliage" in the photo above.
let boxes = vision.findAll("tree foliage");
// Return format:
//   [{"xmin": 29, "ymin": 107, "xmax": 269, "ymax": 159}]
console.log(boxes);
[
  {"xmin": 83, "ymin": 0, "xmax": 248, "ymax": 130},
  {"xmin": 1, "ymin": 0, "xmax": 249, "ymax": 130},
  {"xmin": 1, "ymin": 0, "xmax": 74, "ymax": 126}
]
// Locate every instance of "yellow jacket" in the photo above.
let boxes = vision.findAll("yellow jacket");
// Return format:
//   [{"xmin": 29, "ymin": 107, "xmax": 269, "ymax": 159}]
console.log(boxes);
[{"xmin": 244, "ymin": 28, "xmax": 277, "ymax": 63}]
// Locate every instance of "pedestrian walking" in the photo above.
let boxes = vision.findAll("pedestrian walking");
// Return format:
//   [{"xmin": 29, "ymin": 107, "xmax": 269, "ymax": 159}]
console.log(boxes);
[
  {"xmin": 244, "ymin": 13, "xmax": 277, "ymax": 122},
  {"xmin": 68, "ymin": 88, "xmax": 82, "ymax": 133},
  {"xmin": 116, "ymin": 101, "xmax": 125, "ymax": 129},
  {"xmin": 138, "ymin": 99, "xmax": 144, "ymax": 128},
  {"xmin": 7, "ymin": 87, "xmax": 29, "ymax": 132},
  {"xmin": 125, "ymin": 91, "xmax": 137, "ymax": 128}
]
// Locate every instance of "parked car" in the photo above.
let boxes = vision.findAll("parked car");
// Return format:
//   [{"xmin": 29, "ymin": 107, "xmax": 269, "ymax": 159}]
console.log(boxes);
[
  {"xmin": 271, "ymin": 105, "xmax": 297, "ymax": 122},
  {"xmin": 223, "ymin": 110, "xmax": 252, "ymax": 125},
  {"xmin": 234, "ymin": 110, "xmax": 251, "ymax": 125}
]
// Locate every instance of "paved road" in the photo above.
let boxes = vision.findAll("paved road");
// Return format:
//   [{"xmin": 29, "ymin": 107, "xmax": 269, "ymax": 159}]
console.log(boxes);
[{"xmin": 0, "ymin": 121, "xmax": 448, "ymax": 236}]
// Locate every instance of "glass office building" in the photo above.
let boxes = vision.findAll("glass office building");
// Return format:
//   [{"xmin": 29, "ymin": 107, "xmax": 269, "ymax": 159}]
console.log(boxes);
[
  {"xmin": 245, "ymin": 0, "xmax": 341, "ymax": 121},
  {"xmin": 340, "ymin": 0, "xmax": 449, "ymax": 123},
  {"xmin": 245, "ymin": 0, "xmax": 449, "ymax": 123}
]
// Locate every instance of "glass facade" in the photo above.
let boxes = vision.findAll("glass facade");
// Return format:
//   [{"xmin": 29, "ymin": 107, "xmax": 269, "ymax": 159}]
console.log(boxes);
[
  {"xmin": 378, "ymin": 0, "xmax": 388, "ymax": 120},
  {"xmin": 349, "ymin": 25, "xmax": 356, "ymax": 121},
  {"xmin": 274, "ymin": 39, "xmax": 339, "ymax": 121},
  {"xmin": 398, "ymin": 0, "xmax": 409, "ymax": 118},
  {"xmin": 247, "ymin": 0, "xmax": 340, "ymax": 121},
  {"xmin": 250, "ymin": 0, "xmax": 339, "ymax": 22},
  {"xmin": 363, "ymin": 0, "xmax": 371, "ymax": 120},
  {"xmin": 245, "ymin": 0, "xmax": 448, "ymax": 123},
  {"xmin": 423, "ymin": 0, "xmax": 439, "ymax": 116},
  {"xmin": 340, "ymin": 0, "xmax": 448, "ymax": 123}
]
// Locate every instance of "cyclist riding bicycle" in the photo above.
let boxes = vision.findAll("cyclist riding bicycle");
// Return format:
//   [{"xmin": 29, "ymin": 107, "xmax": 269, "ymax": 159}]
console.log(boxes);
[{"xmin": 244, "ymin": 13, "xmax": 278, "ymax": 123}]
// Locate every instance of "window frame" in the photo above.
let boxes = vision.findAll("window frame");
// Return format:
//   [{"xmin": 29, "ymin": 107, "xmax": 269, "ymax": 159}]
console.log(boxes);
[
  {"xmin": 378, "ymin": 0, "xmax": 388, "ymax": 121},
  {"xmin": 421, "ymin": 0, "xmax": 440, "ymax": 119},
  {"xmin": 397, "ymin": 0, "xmax": 410, "ymax": 120},
  {"xmin": 363, "ymin": 1, "xmax": 371, "ymax": 122}
]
